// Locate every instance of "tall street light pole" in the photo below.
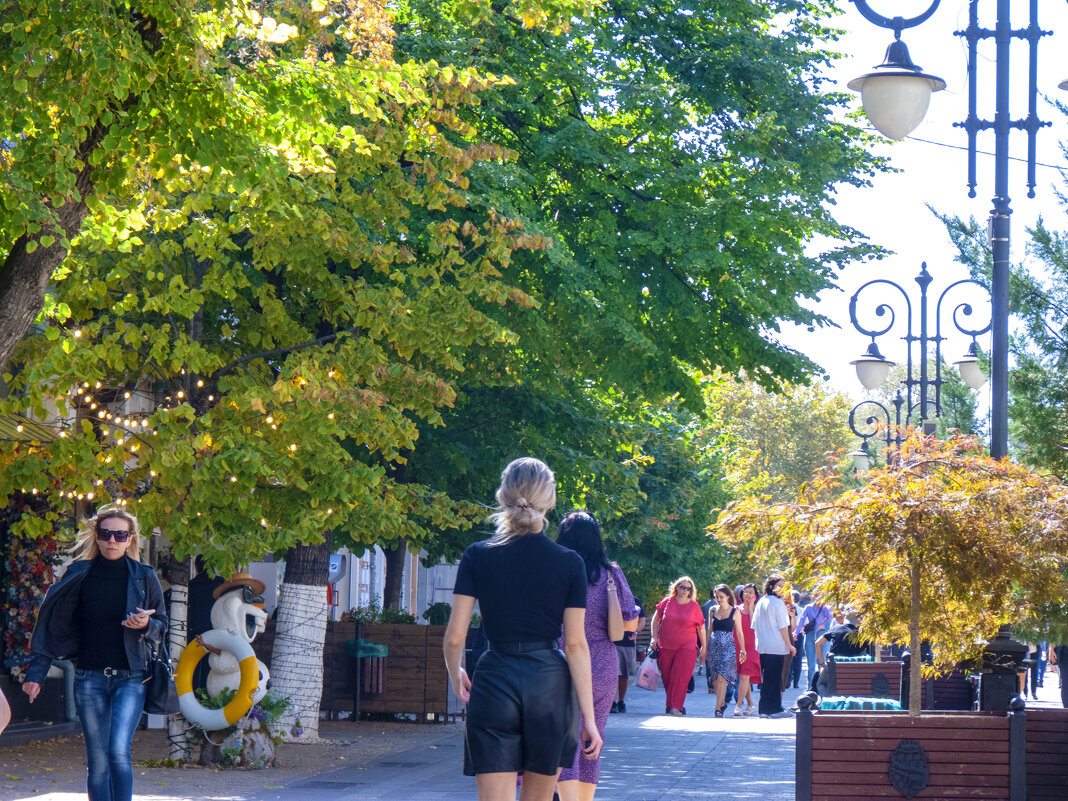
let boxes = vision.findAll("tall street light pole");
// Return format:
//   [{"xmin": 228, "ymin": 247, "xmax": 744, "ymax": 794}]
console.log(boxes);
[{"xmin": 846, "ymin": 0, "xmax": 1051, "ymax": 460}]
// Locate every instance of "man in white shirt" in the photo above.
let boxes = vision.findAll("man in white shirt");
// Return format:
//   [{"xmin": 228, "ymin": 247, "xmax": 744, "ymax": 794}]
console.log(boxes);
[{"xmin": 750, "ymin": 574, "xmax": 796, "ymax": 718}]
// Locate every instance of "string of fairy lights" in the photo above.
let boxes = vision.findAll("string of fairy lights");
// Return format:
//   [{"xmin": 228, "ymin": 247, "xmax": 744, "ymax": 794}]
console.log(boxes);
[{"xmin": 11, "ymin": 373, "xmax": 328, "ymax": 520}]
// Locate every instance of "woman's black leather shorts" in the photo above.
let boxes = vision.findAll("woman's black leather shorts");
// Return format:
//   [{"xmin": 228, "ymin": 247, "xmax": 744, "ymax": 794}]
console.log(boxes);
[{"xmin": 464, "ymin": 647, "xmax": 578, "ymax": 776}]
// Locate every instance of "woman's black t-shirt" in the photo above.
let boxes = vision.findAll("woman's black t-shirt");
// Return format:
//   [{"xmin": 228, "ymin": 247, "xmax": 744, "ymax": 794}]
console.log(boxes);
[{"xmin": 454, "ymin": 532, "xmax": 587, "ymax": 643}]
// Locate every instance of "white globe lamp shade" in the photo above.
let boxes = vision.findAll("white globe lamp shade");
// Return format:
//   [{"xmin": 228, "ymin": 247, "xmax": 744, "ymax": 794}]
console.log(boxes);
[
  {"xmin": 849, "ymin": 447, "xmax": 872, "ymax": 473},
  {"xmin": 954, "ymin": 344, "xmax": 988, "ymax": 390},
  {"xmin": 852, "ymin": 74, "xmax": 939, "ymax": 140},
  {"xmin": 847, "ymin": 40, "xmax": 946, "ymax": 141},
  {"xmin": 850, "ymin": 344, "xmax": 895, "ymax": 390}
]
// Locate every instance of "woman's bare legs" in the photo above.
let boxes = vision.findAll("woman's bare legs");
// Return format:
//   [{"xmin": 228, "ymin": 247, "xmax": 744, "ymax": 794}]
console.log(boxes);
[
  {"xmin": 735, "ymin": 675, "xmax": 752, "ymax": 713},
  {"xmin": 478, "ymin": 771, "xmax": 562, "ymax": 801},
  {"xmin": 556, "ymin": 778, "xmax": 597, "ymax": 801},
  {"xmin": 713, "ymin": 675, "xmax": 727, "ymax": 712}
]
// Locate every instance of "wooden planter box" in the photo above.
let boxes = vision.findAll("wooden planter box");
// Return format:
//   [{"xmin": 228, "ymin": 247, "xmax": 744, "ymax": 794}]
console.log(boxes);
[
  {"xmin": 249, "ymin": 619, "xmax": 448, "ymax": 720},
  {"xmin": 796, "ymin": 706, "xmax": 1068, "ymax": 801},
  {"xmin": 357, "ymin": 623, "xmax": 448, "ymax": 721},
  {"xmin": 825, "ymin": 656, "xmax": 975, "ymax": 711}
]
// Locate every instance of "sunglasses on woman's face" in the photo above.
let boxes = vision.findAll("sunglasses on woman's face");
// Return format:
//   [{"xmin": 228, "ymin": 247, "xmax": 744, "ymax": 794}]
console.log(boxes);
[
  {"xmin": 96, "ymin": 527, "xmax": 131, "ymax": 543},
  {"xmin": 678, "ymin": 586, "xmax": 693, "ymax": 592}
]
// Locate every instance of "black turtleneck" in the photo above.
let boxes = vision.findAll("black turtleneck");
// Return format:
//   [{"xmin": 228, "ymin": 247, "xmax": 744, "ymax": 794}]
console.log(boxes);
[{"xmin": 77, "ymin": 555, "xmax": 130, "ymax": 671}]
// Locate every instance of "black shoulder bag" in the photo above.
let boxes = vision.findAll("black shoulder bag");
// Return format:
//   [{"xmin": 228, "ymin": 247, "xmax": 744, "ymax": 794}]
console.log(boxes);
[
  {"xmin": 143, "ymin": 638, "xmax": 181, "ymax": 716},
  {"xmin": 138, "ymin": 572, "xmax": 180, "ymax": 716}
]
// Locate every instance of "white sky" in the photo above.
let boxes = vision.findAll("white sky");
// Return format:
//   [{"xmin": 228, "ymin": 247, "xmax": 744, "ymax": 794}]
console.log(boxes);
[{"xmin": 784, "ymin": 0, "xmax": 1068, "ymax": 409}]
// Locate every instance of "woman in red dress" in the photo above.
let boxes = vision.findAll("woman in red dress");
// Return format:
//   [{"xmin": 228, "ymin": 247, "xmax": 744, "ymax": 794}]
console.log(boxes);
[
  {"xmin": 649, "ymin": 576, "xmax": 707, "ymax": 716},
  {"xmin": 733, "ymin": 583, "xmax": 761, "ymax": 716}
]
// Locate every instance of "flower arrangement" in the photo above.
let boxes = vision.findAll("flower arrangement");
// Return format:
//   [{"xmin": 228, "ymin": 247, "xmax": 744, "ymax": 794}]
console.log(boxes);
[
  {"xmin": 0, "ymin": 505, "xmax": 62, "ymax": 682},
  {"xmin": 187, "ymin": 689, "xmax": 293, "ymax": 769}
]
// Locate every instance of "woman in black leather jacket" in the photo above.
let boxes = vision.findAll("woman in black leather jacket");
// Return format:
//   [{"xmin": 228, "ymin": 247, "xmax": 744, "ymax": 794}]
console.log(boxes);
[{"xmin": 23, "ymin": 506, "xmax": 167, "ymax": 801}]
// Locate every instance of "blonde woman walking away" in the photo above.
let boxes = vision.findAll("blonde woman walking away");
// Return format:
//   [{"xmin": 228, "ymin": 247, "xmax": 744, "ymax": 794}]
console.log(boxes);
[{"xmin": 443, "ymin": 458, "xmax": 601, "ymax": 801}]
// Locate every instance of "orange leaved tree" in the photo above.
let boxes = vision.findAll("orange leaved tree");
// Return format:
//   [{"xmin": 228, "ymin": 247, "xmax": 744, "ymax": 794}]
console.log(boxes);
[{"xmin": 715, "ymin": 432, "xmax": 1068, "ymax": 715}]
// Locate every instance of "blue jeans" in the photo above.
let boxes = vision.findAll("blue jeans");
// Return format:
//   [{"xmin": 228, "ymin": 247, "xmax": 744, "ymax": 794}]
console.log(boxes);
[
  {"xmin": 804, "ymin": 626, "xmax": 830, "ymax": 688},
  {"xmin": 74, "ymin": 668, "xmax": 146, "ymax": 801}
]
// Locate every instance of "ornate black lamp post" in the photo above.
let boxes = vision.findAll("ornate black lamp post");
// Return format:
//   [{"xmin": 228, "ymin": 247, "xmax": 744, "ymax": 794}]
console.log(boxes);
[
  {"xmin": 847, "ymin": 264, "xmax": 991, "ymax": 466},
  {"xmin": 847, "ymin": 0, "xmax": 1052, "ymax": 460}
]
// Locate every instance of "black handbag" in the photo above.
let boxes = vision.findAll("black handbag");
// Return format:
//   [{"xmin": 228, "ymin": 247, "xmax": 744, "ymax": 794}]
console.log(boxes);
[{"xmin": 143, "ymin": 639, "xmax": 180, "ymax": 716}]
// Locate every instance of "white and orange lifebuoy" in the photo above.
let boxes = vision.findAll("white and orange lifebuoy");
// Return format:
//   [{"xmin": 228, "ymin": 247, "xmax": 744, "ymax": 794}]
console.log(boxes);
[{"xmin": 174, "ymin": 629, "xmax": 259, "ymax": 730}]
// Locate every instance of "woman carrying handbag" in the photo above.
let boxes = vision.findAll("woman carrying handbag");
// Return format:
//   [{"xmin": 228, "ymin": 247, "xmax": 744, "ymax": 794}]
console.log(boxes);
[
  {"xmin": 555, "ymin": 511, "xmax": 636, "ymax": 801},
  {"xmin": 22, "ymin": 506, "xmax": 168, "ymax": 801}
]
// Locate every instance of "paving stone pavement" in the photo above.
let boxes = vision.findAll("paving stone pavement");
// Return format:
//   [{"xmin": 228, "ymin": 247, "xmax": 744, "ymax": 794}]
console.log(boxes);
[
  {"xmin": 13, "ymin": 667, "xmax": 1067, "ymax": 800},
  {"xmin": 239, "ymin": 677, "xmax": 805, "ymax": 801}
]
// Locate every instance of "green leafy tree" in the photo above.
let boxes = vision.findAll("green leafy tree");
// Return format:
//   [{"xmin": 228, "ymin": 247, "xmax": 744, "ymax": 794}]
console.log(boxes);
[
  {"xmin": 0, "ymin": 17, "xmax": 547, "ymax": 738},
  {"xmin": 387, "ymin": 0, "xmax": 885, "ymax": 585},
  {"xmin": 392, "ymin": 0, "xmax": 884, "ymax": 403},
  {"xmin": 716, "ymin": 432, "xmax": 1068, "ymax": 715},
  {"xmin": 0, "ymin": 0, "xmax": 584, "ymax": 372},
  {"xmin": 705, "ymin": 371, "xmax": 853, "ymax": 504}
]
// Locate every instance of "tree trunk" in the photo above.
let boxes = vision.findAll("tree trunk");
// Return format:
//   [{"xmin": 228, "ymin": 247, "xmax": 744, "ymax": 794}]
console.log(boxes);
[
  {"xmin": 164, "ymin": 554, "xmax": 195, "ymax": 760},
  {"xmin": 270, "ymin": 540, "xmax": 330, "ymax": 741},
  {"xmin": 382, "ymin": 538, "xmax": 408, "ymax": 610},
  {"xmin": 909, "ymin": 552, "xmax": 922, "ymax": 716}
]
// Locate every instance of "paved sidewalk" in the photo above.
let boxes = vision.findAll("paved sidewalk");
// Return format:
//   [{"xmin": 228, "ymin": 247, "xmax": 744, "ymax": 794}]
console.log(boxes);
[
  {"xmin": 6, "ymin": 670, "xmax": 1066, "ymax": 800},
  {"xmin": 234, "ymin": 680, "xmax": 804, "ymax": 801}
]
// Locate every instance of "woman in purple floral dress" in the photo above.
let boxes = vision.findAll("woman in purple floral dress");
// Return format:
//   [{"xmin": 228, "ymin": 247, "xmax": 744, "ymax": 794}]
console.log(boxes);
[{"xmin": 556, "ymin": 511, "xmax": 636, "ymax": 801}]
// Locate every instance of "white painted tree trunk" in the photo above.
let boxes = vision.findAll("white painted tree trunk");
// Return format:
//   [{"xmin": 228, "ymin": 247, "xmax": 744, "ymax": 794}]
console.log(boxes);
[
  {"xmin": 166, "ymin": 581, "xmax": 194, "ymax": 760},
  {"xmin": 270, "ymin": 581, "xmax": 327, "ymax": 741}
]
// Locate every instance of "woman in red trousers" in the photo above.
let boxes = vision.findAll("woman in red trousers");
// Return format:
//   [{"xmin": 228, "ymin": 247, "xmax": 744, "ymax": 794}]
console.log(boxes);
[{"xmin": 649, "ymin": 576, "xmax": 707, "ymax": 716}]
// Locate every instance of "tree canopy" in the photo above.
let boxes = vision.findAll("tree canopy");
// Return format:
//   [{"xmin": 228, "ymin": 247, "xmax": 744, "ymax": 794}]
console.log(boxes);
[
  {"xmin": 393, "ymin": 0, "xmax": 885, "ymax": 403},
  {"xmin": 0, "ymin": 6, "xmax": 547, "ymax": 572}
]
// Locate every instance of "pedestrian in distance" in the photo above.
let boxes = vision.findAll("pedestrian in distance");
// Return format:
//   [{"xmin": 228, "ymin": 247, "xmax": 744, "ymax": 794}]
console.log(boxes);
[
  {"xmin": 1049, "ymin": 644, "xmax": 1068, "ymax": 708},
  {"xmin": 787, "ymin": 591, "xmax": 804, "ymax": 689},
  {"xmin": 555, "ymin": 511, "xmax": 637, "ymax": 801},
  {"xmin": 780, "ymin": 590, "xmax": 799, "ymax": 691},
  {"xmin": 611, "ymin": 596, "xmax": 645, "ymax": 714},
  {"xmin": 706, "ymin": 584, "xmax": 746, "ymax": 717},
  {"xmin": 443, "ymin": 458, "xmax": 602, "ymax": 801},
  {"xmin": 23, "ymin": 506, "xmax": 168, "ymax": 801},
  {"xmin": 750, "ymin": 574, "xmax": 796, "ymax": 718},
  {"xmin": 700, "ymin": 587, "xmax": 716, "ymax": 686},
  {"xmin": 649, "ymin": 576, "xmax": 707, "ymax": 716},
  {"xmin": 794, "ymin": 594, "xmax": 832, "ymax": 690},
  {"xmin": 733, "ymin": 583, "xmax": 760, "ymax": 716}
]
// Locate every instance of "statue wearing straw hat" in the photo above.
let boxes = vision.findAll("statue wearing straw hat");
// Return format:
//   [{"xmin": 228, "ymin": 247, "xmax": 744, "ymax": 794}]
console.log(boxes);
[{"xmin": 203, "ymin": 571, "xmax": 270, "ymax": 704}]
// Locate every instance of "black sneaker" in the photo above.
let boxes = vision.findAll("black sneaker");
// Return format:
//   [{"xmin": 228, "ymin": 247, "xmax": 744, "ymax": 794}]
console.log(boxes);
[
  {"xmin": 617, "ymin": 700, "xmax": 626, "ymax": 713},
  {"xmin": 610, "ymin": 702, "xmax": 619, "ymax": 713}
]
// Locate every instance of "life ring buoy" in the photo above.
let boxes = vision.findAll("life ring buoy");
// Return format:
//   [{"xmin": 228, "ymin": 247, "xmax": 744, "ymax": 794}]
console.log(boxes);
[{"xmin": 174, "ymin": 629, "xmax": 259, "ymax": 730}]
